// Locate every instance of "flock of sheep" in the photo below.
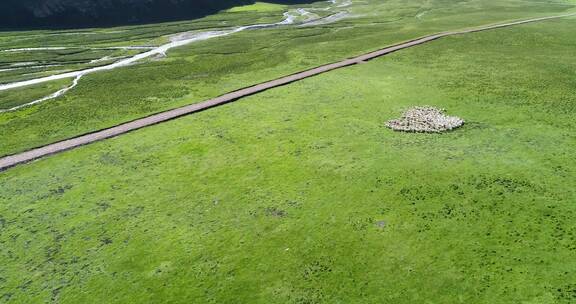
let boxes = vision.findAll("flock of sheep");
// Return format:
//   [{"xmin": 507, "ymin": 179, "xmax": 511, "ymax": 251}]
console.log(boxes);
[{"xmin": 386, "ymin": 106, "xmax": 464, "ymax": 133}]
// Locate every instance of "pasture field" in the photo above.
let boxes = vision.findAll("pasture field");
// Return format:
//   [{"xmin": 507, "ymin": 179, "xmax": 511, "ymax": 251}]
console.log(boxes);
[
  {"xmin": 0, "ymin": 79, "xmax": 71, "ymax": 111},
  {"xmin": 227, "ymin": 2, "xmax": 287, "ymax": 12},
  {"xmin": 0, "ymin": 0, "xmax": 574, "ymax": 156},
  {"xmin": 1, "ymin": 14, "xmax": 575, "ymax": 303}
]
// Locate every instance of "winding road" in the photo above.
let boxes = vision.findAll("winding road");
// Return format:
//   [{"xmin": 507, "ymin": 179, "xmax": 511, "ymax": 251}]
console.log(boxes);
[{"xmin": 0, "ymin": 13, "xmax": 574, "ymax": 171}]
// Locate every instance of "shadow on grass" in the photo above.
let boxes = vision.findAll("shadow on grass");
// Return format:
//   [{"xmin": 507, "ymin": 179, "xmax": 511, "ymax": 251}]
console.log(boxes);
[{"xmin": 0, "ymin": 0, "xmax": 323, "ymax": 30}]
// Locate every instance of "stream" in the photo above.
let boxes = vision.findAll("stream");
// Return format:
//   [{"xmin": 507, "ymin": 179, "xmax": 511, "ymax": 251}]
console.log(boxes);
[{"xmin": 0, "ymin": 0, "xmax": 352, "ymax": 112}]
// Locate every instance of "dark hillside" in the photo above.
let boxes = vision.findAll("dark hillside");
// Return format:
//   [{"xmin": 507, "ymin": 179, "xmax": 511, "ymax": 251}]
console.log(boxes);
[{"xmin": 0, "ymin": 0, "xmax": 318, "ymax": 30}]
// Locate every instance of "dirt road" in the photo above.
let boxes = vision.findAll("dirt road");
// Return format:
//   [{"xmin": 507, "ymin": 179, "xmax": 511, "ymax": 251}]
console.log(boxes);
[{"xmin": 1, "ymin": 13, "xmax": 574, "ymax": 171}]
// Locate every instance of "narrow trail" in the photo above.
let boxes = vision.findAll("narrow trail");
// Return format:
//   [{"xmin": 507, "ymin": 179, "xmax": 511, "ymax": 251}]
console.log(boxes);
[{"xmin": 0, "ymin": 13, "xmax": 574, "ymax": 172}]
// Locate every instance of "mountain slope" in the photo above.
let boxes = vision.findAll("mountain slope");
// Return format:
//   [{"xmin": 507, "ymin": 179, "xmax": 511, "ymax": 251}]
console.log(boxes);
[{"xmin": 0, "ymin": 0, "xmax": 317, "ymax": 29}]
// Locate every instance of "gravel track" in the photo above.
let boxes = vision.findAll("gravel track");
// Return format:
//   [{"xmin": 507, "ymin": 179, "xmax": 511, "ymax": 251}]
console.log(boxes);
[{"xmin": 1, "ymin": 13, "xmax": 574, "ymax": 171}]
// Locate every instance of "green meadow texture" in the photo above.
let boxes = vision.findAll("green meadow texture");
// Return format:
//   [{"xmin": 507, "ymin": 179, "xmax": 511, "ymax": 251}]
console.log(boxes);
[
  {"xmin": 0, "ymin": 0, "xmax": 575, "ymax": 156},
  {"xmin": 1, "ymin": 0, "xmax": 576, "ymax": 303}
]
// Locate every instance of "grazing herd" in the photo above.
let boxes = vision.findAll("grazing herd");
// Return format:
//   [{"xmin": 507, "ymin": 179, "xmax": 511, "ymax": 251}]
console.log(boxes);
[{"xmin": 386, "ymin": 106, "xmax": 464, "ymax": 133}]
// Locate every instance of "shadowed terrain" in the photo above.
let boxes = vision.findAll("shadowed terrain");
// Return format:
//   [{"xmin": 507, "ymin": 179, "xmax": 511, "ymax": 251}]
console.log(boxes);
[{"xmin": 0, "ymin": 0, "xmax": 320, "ymax": 29}]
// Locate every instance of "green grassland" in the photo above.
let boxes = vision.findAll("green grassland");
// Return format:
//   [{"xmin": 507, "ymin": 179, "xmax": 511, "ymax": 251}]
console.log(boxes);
[
  {"xmin": 0, "ymin": 7, "xmax": 292, "ymax": 50},
  {"xmin": 1, "ymin": 14, "xmax": 575, "ymax": 303},
  {"xmin": 0, "ymin": 79, "xmax": 72, "ymax": 110},
  {"xmin": 227, "ymin": 2, "xmax": 287, "ymax": 12},
  {"xmin": 0, "ymin": 4, "xmax": 298, "ymax": 84},
  {"xmin": 0, "ymin": 48, "xmax": 145, "ymax": 84},
  {"xmin": 0, "ymin": 0, "xmax": 575, "ymax": 156}
]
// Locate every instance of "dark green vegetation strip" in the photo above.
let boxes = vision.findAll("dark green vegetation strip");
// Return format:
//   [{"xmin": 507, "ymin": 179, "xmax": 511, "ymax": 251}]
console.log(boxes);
[
  {"xmin": 0, "ymin": 0, "xmax": 574, "ymax": 157},
  {"xmin": 1, "ymin": 17, "xmax": 575, "ymax": 303}
]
